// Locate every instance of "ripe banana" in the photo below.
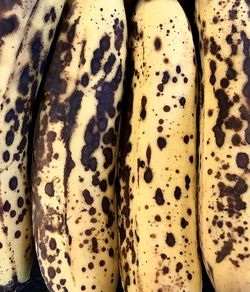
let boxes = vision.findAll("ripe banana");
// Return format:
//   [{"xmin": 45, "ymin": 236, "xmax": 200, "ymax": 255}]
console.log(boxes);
[
  {"xmin": 117, "ymin": 0, "xmax": 202, "ymax": 291},
  {"xmin": 32, "ymin": 0, "xmax": 127, "ymax": 291},
  {"xmin": 196, "ymin": 1, "xmax": 250, "ymax": 291},
  {"xmin": 0, "ymin": 0, "xmax": 64, "ymax": 288}
]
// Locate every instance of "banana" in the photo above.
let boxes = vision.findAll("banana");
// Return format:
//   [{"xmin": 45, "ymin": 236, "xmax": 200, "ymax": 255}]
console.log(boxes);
[
  {"xmin": 32, "ymin": 0, "xmax": 127, "ymax": 291},
  {"xmin": 117, "ymin": 0, "xmax": 202, "ymax": 291},
  {"xmin": 196, "ymin": 1, "xmax": 250, "ymax": 291},
  {"xmin": 0, "ymin": 1, "xmax": 65, "ymax": 288}
]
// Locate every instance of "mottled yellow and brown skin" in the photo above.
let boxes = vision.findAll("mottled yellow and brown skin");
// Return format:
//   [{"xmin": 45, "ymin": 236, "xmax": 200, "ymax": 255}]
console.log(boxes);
[
  {"xmin": 0, "ymin": 0, "xmax": 64, "ymax": 288},
  {"xmin": 117, "ymin": 0, "xmax": 202, "ymax": 291},
  {"xmin": 32, "ymin": 0, "xmax": 127, "ymax": 291},
  {"xmin": 196, "ymin": 0, "xmax": 250, "ymax": 291}
]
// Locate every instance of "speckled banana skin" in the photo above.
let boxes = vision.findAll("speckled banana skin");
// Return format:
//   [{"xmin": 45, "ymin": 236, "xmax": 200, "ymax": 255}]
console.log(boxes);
[
  {"xmin": 32, "ymin": 0, "xmax": 127, "ymax": 291},
  {"xmin": 0, "ymin": 0, "xmax": 64, "ymax": 288},
  {"xmin": 196, "ymin": 1, "xmax": 250, "ymax": 291},
  {"xmin": 117, "ymin": 0, "xmax": 202, "ymax": 291}
]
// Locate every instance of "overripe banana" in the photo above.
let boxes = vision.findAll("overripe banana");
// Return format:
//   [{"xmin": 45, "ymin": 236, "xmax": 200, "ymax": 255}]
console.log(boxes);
[
  {"xmin": 32, "ymin": 0, "xmax": 127, "ymax": 291},
  {"xmin": 196, "ymin": 1, "xmax": 250, "ymax": 291},
  {"xmin": 0, "ymin": 1, "xmax": 65, "ymax": 288},
  {"xmin": 117, "ymin": 0, "xmax": 202, "ymax": 291}
]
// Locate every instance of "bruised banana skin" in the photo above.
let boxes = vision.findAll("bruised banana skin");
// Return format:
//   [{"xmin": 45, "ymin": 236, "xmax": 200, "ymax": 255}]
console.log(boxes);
[
  {"xmin": 32, "ymin": 0, "xmax": 127, "ymax": 291},
  {"xmin": 117, "ymin": 0, "xmax": 202, "ymax": 291},
  {"xmin": 0, "ymin": 0, "xmax": 65, "ymax": 288},
  {"xmin": 196, "ymin": 1, "xmax": 250, "ymax": 291}
]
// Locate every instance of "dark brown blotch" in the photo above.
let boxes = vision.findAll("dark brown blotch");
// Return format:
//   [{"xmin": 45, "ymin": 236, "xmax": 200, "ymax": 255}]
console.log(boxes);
[
  {"xmin": 216, "ymin": 239, "xmax": 233, "ymax": 263},
  {"xmin": 81, "ymin": 73, "xmax": 89, "ymax": 87},
  {"xmin": 236, "ymin": 152, "xmax": 249, "ymax": 169},
  {"xmin": 166, "ymin": 232, "xmax": 175, "ymax": 247},
  {"xmin": 18, "ymin": 65, "xmax": 31, "ymax": 96},
  {"xmin": 92, "ymin": 237, "xmax": 98, "ymax": 253},
  {"xmin": 49, "ymin": 238, "xmax": 57, "ymax": 250},
  {"xmin": 232, "ymin": 134, "xmax": 241, "ymax": 146},
  {"xmin": 83, "ymin": 189, "xmax": 93, "ymax": 205},
  {"xmin": 157, "ymin": 137, "xmax": 166, "ymax": 150},
  {"xmin": 45, "ymin": 182, "xmax": 54, "ymax": 197},
  {"xmin": 176, "ymin": 262, "xmax": 183, "ymax": 272},
  {"xmin": 154, "ymin": 37, "xmax": 162, "ymax": 50},
  {"xmin": 0, "ymin": 15, "xmax": 19, "ymax": 38},
  {"xmin": 44, "ymin": 7, "xmax": 56, "ymax": 23},
  {"xmin": 225, "ymin": 116, "xmax": 242, "ymax": 131},
  {"xmin": 185, "ymin": 175, "xmax": 191, "ymax": 190},
  {"xmin": 48, "ymin": 266, "xmax": 56, "ymax": 279},
  {"xmin": 212, "ymin": 89, "xmax": 233, "ymax": 147},
  {"xmin": 113, "ymin": 18, "xmax": 124, "ymax": 51},
  {"xmin": 154, "ymin": 188, "xmax": 165, "ymax": 205},
  {"xmin": 3, "ymin": 201, "xmax": 11, "ymax": 212},
  {"xmin": 162, "ymin": 71, "xmax": 170, "ymax": 84},
  {"xmin": 103, "ymin": 147, "xmax": 113, "ymax": 169},
  {"xmin": 144, "ymin": 167, "xmax": 153, "ymax": 183},
  {"xmin": 174, "ymin": 186, "xmax": 181, "ymax": 200},
  {"xmin": 9, "ymin": 176, "xmax": 17, "ymax": 190},
  {"xmin": 104, "ymin": 53, "xmax": 116, "ymax": 74},
  {"xmin": 31, "ymin": 31, "xmax": 42, "ymax": 70},
  {"xmin": 5, "ymin": 130, "xmax": 14, "ymax": 146},
  {"xmin": 146, "ymin": 145, "xmax": 151, "ymax": 164},
  {"xmin": 181, "ymin": 217, "xmax": 189, "ymax": 229},
  {"xmin": 140, "ymin": 96, "xmax": 147, "ymax": 120}
]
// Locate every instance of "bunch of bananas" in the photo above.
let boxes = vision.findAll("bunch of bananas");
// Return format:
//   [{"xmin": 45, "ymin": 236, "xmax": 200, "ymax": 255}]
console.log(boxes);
[{"xmin": 0, "ymin": 0, "xmax": 249, "ymax": 292}]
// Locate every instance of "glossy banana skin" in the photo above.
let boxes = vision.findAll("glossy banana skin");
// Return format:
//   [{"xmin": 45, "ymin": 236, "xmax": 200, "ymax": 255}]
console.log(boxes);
[
  {"xmin": 117, "ymin": 0, "xmax": 202, "ymax": 291},
  {"xmin": 196, "ymin": 0, "xmax": 250, "ymax": 291},
  {"xmin": 0, "ymin": 0, "xmax": 64, "ymax": 288},
  {"xmin": 32, "ymin": 0, "xmax": 127, "ymax": 291}
]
